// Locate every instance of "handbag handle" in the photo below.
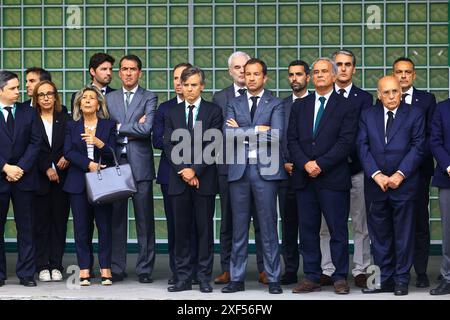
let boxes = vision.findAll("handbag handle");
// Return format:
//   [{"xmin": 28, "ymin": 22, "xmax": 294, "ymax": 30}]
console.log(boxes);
[{"xmin": 95, "ymin": 146, "xmax": 122, "ymax": 180}]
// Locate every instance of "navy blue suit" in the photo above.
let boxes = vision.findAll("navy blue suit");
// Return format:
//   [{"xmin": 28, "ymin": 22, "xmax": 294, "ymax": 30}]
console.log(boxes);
[
  {"xmin": 226, "ymin": 90, "xmax": 287, "ymax": 283},
  {"xmin": 357, "ymin": 102, "xmax": 425, "ymax": 285},
  {"xmin": 431, "ymin": 99, "xmax": 450, "ymax": 189},
  {"xmin": 408, "ymin": 88, "xmax": 436, "ymax": 277},
  {"xmin": 287, "ymin": 91, "xmax": 358, "ymax": 283},
  {"xmin": 63, "ymin": 118, "xmax": 116, "ymax": 270},
  {"xmin": 0, "ymin": 103, "xmax": 41, "ymax": 281},
  {"xmin": 153, "ymin": 97, "xmax": 198, "ymax": 281},
  {"xmin": 163, "ymin": 99, "xmax": 223, "ymax": 283}
]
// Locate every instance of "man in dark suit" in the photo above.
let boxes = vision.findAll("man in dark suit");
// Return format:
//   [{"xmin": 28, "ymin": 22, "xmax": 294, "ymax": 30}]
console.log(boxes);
[
  {"xmin": 430, "ymin": 98, "xmax": 450, "ymax": 295},
  {"xmin": 221, "ymin": 58, "xmax": 286, "ymax": 294},
  {"xmin": 319, "ymin": 50, "xmax": 373, "ymax": 288},
  {"xmin": 212, "ymin": 51, "xmax": 267, "ymax": 285},
  {"xmin": 393, "ymin": 57, "xmax": 436, "ymax": 288},
  {"xmin": 20, "ymin": 67, "xmax": 52, "ymax": 108},
  {"xmin": 164, "ymin": 66, "xmax": 222, "ymax": 293},
  {"xmin": 153, "ymin": 62, "xmax": 199, "ymax": 285},
  {"xmin": 288, "ymin": 58, "xmax": 358, "ymax": 294},
  {"xmin": 358, "ymin": 76, "xmax": 425, "ymax": 296},
  {"xmin": 0, "ymin": 70, "xmax": 41, "ymax": 287},
  {"xmin": 278, "ymin": 59, "xmax": 310, "ymax": 285},
  {"xmin": 106, "ymin": 55, "xmax": 157, "ymax": 283},
  {"xmin": 70, "ymin": 52, "xmax": 115, "ymax": 110}
]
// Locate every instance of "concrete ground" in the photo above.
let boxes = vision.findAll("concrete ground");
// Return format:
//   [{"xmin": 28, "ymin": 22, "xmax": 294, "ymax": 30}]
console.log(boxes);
[{"xmin": 0, "ymin": 253, "xmax": 448, "ymax": 300}]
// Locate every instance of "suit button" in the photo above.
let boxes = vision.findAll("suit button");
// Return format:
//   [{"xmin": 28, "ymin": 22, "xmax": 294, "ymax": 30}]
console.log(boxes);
[{"xmin": 312, "ymin": 142, "xmax": 316, "ymax": 146}]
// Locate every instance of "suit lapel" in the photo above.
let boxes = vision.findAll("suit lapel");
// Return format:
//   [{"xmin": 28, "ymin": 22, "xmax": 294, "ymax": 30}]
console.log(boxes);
[
  {"xmin": 12, "ymin": 104, "xmax": 24, "ymax": 142},
  {"xmin": 315, "ymin": 93, "xmax": 337, "ymax": 137},
  {"xmin": 195, "ymin": 99, "xmax": 208, "ymax": 129},
  {"xmin": 226, "ymin": 86, "xmax": 235, "ymax": 104},
  {"xmin": 411, "ymin": 88, "xmax": 420, "ymax": 108},
  {"xmin": 0, "ymin": 109, "xmax": 12, "ymax": 141},
  {"xmin": 303, "ymin": 94, "xmax": 315, "ymax": 138},
  {"xmin": 253, "ymin": 91, "xmax": 271, "ymax": 124},
  {"xmin": 375, "ymin": 105, "xmax": 385, "ymax": 146},
  {"xmin": 237, "ymin": 95, "xmax": 252, "ymax": 125}
]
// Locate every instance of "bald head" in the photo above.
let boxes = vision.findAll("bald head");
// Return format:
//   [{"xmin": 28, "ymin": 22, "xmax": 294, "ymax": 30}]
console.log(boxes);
[{"xmin": 377, "ymin": 76, "xmax": 401, "ymax": 110}]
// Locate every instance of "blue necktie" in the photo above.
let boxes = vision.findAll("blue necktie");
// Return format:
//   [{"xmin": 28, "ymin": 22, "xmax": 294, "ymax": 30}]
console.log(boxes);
[{"xmin": 313, "ymin": 96, "xmax": 326, "ymax": 135}]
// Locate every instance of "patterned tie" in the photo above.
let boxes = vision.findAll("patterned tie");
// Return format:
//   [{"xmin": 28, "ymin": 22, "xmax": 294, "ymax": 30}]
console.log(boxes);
[
  {"xmin": 385, "ymin": 111, "xmax": 394, "ymax": 142},
  {"xmin": 313, "ymin": 96, "xmax": 326, "ymax": 135},
  {"xmin": 4, "ymin": 106, "xmax": 14, "ymax": 136},
  {"xmin": 238, "ymin": 88, "xmax": 247, "ymax": 96},
  {"xmin": 250, "ymin": 96, "xmax": 259, "ymax": 121},
  {"xmin": 125, "ymin": 91, "xmax": 132, "ymax": 112},
  {"xmin": 187, "ymin": 105, "xmax": 195, "ymax": 131}
]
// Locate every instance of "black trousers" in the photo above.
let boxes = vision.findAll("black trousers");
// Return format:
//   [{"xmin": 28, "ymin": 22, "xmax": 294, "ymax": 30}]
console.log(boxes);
[
  {"xmin": 413, "ymin": 173, "xmax": 431, "ymax": 276},
  {"xmin": 34, "ymin": 183, "xmax": 70, "ymax": 272},
  {"xmin": 171, "ymin": 188, "xmax": 215, "ymax": 282}
]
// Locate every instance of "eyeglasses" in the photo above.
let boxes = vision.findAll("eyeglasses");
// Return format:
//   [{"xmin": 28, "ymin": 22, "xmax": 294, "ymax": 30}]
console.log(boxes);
[
  {"xmin": 37, "ymin": 91, "xmax": 56, "ymax": 99},
  {"xmin": 379, "ymin": 89, "xmax": 400, "ymax": 98}
]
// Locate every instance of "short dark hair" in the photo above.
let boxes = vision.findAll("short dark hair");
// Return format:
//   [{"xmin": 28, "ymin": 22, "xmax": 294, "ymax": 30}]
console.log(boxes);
[
  {"xmin": 0, "ymin": 70, "xmax": 19, "ymax": 90},
  {"xmin": 244, "ymin": 58, "xmax": 267, "ymax": 75},
  {"xmin": 173, "ymin": 62, "xmax": 193, "ymax": 73},
  {"xmin": 288, "ymin": 60, "xmax": 310, "ymax": 75},
  {"xmin": 393, "ymin": 57, "xmax": 415, "ymax": 69},
  {"xmin": 331, "ymin": 49, "xmax": 356, "ymax": 66},
  {"xmin": 88, "ymin": 53, "xmax": 115, "ymax": 75},
  {"xmin": 120, "ymin": 54, "xmax": 142, "ymax": 70},
  {"xmin": 180, "ymin": 66, "xmax": 205, "ymax": 85},
  {"xmin": 25, "ymin": 67, "xmax": 52, "ymax": 82}
]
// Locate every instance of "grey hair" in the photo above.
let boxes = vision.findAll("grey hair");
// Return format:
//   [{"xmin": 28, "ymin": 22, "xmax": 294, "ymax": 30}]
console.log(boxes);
[
  {"xmin": 0, "ymin": 70, "xmax": 19, "ymax": 90},
  {"xmin": 180, "ymin": 66, "xmax": 205, "ymax": 85},
  {"xmin": 72, "ymin": 85, "xmax": 109, "ymax": 121},
  {"xmin": 331, "ymin": 49, "xmax": 356, "ymax": 66},
  {"xmin": 227, "ymin": 51, "xmax": 251, "ymax": 68},
  {"xmin": 311, "ymin": 57, "xmax": 338, "ymax": 75}
]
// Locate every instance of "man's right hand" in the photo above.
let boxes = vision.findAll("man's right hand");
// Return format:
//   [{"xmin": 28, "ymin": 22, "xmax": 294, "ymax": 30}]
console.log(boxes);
[
  {"xmin": 46, "ymin": 168, "xmax": 60, "ymax": 183},
  {"xmin": 284, "ymin": 163, "xmax": 294, "ymax": 175},
  {"xmin": 2, "ymin": 164, "xmax": 24, "ymax": 182},
  {"xmin": 373, "ymin": 173, "xmax": 389, "ymax": 192}
]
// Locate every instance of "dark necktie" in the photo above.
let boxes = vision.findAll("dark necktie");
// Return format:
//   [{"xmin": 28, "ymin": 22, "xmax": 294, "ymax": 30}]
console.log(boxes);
[
  {"xmin": 401, "ymin": 93, "xmax": 408, "ymax": 103},
  {"xmin": 250, "ymin": 96, "xmax": 259, "ymax": 121},
  {"xmin": 385, "ymin": 111, "xmax": 394, "ymax": 142},
  {"xmin": 238, "ymin": 88, "xmax": 247, "ymax": 96},
  {"xmin": 187, "ymin": 105, "xmax": 195, "ymax": 131},
  {"xmin": 4, "ymin": 106, "xmax": 14, "ymax": 136},
  {"xmin": 294, "ymin": 97, "xmax": 301, "ymax": 103},
  {"xmin": 338, "ymin": 88, "xmax": 346, "ymax": 96},
  {"xmin": 313, "ymin": 96, "xmax": 326, "ymax": 135},
  {"xmin": 101, "ymin": 88, "xmax": 106, "ymax": 95}
]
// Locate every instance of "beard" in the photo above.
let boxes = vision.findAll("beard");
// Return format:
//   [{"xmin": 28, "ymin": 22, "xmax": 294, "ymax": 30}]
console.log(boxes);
[{"xmin": 291, "ymin": 82, "xmax": 306, "ymax": 93}]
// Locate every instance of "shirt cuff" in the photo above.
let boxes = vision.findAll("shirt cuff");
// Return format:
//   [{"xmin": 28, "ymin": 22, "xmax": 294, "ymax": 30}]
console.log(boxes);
[
  {"xmin": 396, "ymin": 170, "xmax": 405, "ymax": 178},
  {"xmin": 371, "ymin": 170, "xmax": 381, "ymax": 179},
  {"xmin": 447, "ymin": 165, "xmax": 450, "ymax": 176},
  {"xmin": 117, "ymin": 123, "xmax": 121, "ymax": 133}
]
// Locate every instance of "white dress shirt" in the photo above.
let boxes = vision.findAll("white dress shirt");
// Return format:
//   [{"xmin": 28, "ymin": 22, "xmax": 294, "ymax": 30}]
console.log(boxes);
[{"xmin": 334, "ymin": 83, "xmax": 353, "ymax": 98}]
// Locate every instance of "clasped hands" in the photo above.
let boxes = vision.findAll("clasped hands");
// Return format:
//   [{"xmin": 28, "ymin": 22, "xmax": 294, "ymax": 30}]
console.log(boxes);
[
  {"xmin": 178, "ymin": 168, "xmax": 199, "ymax": 189},
  {"xmin": 3, "ymin": 164, "xmax": 24, "ymax": 182},
  {"xmin": 304, "ymin": 160, "xmax": 321, "ymax": 178},
  {"xmin": 45, "ymin": 156, "xmax": 70, "ymax": 183},
  {"xmin": 373, "ymin": 172, "xmax": 404, "ymax": 192}
]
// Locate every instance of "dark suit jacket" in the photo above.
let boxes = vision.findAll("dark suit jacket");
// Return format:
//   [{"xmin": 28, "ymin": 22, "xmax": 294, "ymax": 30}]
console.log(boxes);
[
  {"xmin": 163, "ymin": 99, "xmax": 223, "ymax": 196},
  {"xmin": 344, "ymin": 85, "xmax": 374, "ymax": 175},
  {"xmin": 63, "ymin": 118, "xmax": 117, "ymax": 194},
  {"xmin": 0, "ymin": 103, "xmax": 41, "ymax": 192},
  {"xmin": 430, "ymin": 98, "xmax": 450, "ymax": 188},
  {"xmin": 226, "ymin": 90, "xmax": 287, "ymax": 182},
  {"xmin": 357, "ymin": 102, "xmax": 425, "ymax": 201},
  {"xmin": 287, "ymin": 91, "xmax": 358, "ymax": 191},
  {"xmin": 36, "ymin": 110, "xmax": 71, "ymax": 195},
  {"xmin": 70, "ymin": 85, "xmax": 115, "ymax": 111},
  {"xmin": 19, "ymin": 99, "xmax": 69, "ymax": 114},
  {"xmin": 410, "ymin": 87, "xmax": 437, "ymax": 177},
  {"xmin": 153, "ymin": 97, "xmax": 177, "ymax": 185}
]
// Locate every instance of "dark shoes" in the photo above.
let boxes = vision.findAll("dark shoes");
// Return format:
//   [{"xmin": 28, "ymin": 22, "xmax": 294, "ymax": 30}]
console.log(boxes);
[
  {"xmin": 111, "ymin": 272, "xmax": 125, "ymax": 282},
  {"xmin": 258, "ymin": 271, "xmax": 269, "ymax": 285},
  {"xmin": 138, "ymin": 274, "xmax": 153, "ymax": 284},
  {"xmin": 168, "ymin": 280, "xmax": 192, "ymax": 292},
  {"xmin": 191, "ymin": 276, "xmax": 199, "ymax": 285},
  {"xmin": 280, "ymin": 272, "xmax": 298, "ymax": 285},
  {"xmin": 168, "ymin": 275, "xmax": 177, "ymax": 285},
  {"xmin": 334, "ymin": 280, "xmax": 350, "ymax": 294},
  {"xmin": 19, "ymin": 277, "xmax": 37, "ymax": 287},
  {"xmin": 0, "ymin": 279, "xmax": 4, "ymax": 287},
  {"xmin": 221, "ymin": 281, "xmax": 245, "ymax": 293},
  {"xmin": 394, "ymin": 283, "xmax": 408, "ymax": 296},
  {"xmin": 430, "ymin": 280, "xmax": 450, "ymax": 295},
  {"xmin": 354, "ymin": 274, "xmax": 367, "ymax": 288},
  {"xmin": 214, "ymin": 271, "xmax": 230, "ymax": 285},
  {"xmin": 292, "ymin": 279, "xmax": 321, "ymax": 293},
  {"xmin": 320, "ymin": 274, "xmax": 333, "ymax": 286},
  {"xmin": 199, "ymin": 281, "xmax": 213, "ymax": 293},
  {"xmin": 268, "ymin": 282, "xmax": 283, "ymax": 294},
  {"xmin": 416, "ymin": 274, "xmax": 430, "ymax": 288}
]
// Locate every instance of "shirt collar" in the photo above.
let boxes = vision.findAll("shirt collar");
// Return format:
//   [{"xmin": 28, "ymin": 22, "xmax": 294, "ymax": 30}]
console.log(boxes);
[
  {"xmin": 233, "ymin": 83, "xmax": 246, "ymax": 96},
  {"xmin": 185, "ymin": 97, "xmax": 202, "ymax": 109},
  {"xmin": 404, "ymin": 86, "xmax": 414, "ymax": 97},
  {"xmin": 0, "ymin": 103, "xmax": 16, "ymax": 110},
  {"xmin": 246, "ymin": 89, "xmax": 264, "ymax": 101},
  {"xmin": 123, "ymin": 85, "xmax": 138, "ymax": 95},
  {"xmin": 315, "ymin": 89, "xmax": 333, "ymax": 103},
  {"xmin": 383, "ymin": 105, "xmax": 399, "ymax": 116},
  {"xmin": 334, "ymin": 83, "xmax": 353, "ymax": 96},
  {"xmin": 292, "ymin": 91, "xmax": 309, "ymax": 102},
  {"xmin": 176, "ymin": 95, "xmax": 184, "ymax": 104}
]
